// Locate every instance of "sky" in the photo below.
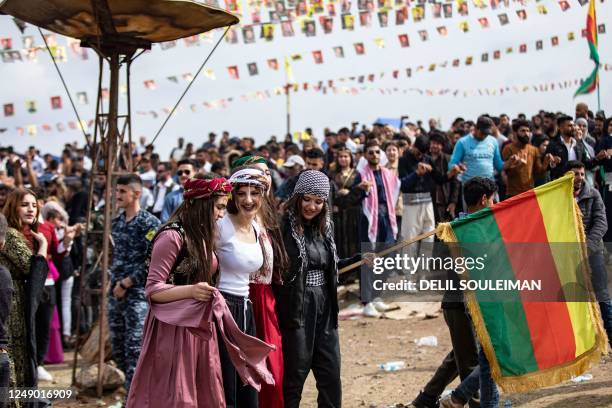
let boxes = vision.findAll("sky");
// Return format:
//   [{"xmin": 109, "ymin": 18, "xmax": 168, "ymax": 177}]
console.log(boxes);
[{"xmin": 0, "ymin": 0, "xmax": 610, "ymax": 158}]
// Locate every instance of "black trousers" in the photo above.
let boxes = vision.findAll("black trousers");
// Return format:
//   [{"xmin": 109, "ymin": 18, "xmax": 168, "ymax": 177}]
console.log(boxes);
[
  {"xmin": 218, "ymin": 291, "xmax": 258, "ymax": 408},
  {"xmin": 281, "ymin": 285, "xmax": 341, "ymax": 408},
  {"xmin": 35, "ymin": 285, "xmax": 56, "ymax": 365},
  {"xmin": 415, "ymin": 308, "xmax": 479, "ymax": 408}
]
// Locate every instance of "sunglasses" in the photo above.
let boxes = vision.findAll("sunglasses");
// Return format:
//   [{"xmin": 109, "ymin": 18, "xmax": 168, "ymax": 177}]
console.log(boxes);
[{"xmin": 177, "ymin": 170, "xmax": 192, "ymax": 176}]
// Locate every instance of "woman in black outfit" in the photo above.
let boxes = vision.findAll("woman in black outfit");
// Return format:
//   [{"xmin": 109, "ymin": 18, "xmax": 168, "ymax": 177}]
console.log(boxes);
[{"xmin": 274, "ymin": 170, "xmax": 364, "ymax": 408}]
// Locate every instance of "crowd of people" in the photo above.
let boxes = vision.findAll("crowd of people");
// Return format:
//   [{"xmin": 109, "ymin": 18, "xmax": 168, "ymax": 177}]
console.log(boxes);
[{"xmin": 1, "ymin": 101, "xmax": 611, "ymax": 407}]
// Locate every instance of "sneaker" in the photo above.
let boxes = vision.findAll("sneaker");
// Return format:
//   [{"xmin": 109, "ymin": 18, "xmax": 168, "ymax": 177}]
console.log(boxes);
[
  {"xmin": 439, "ymin": 395, "xmax": 464, "ymax": 408},
  {"xmin": 37, "ymin": 365, "xmax": 53, "ymax": 382},
  {"xmin": 362, "ymin": 302, "xmax": 381, "ymax": 318},
  {"xmin": 372, "ymin": 298, "xmax": 394, "ymax": 313}
]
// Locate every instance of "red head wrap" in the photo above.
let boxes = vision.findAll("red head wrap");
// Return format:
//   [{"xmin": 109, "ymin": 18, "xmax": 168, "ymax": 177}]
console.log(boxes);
[{"xmin": 183, "ymin": 178, "xmax": 232, "ymax": 200}]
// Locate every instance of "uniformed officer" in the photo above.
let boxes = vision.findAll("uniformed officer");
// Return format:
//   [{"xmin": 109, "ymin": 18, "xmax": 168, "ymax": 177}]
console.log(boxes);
[{"xmin": 108, "ymin": 174, "xmax": 160, "ymax": 392}]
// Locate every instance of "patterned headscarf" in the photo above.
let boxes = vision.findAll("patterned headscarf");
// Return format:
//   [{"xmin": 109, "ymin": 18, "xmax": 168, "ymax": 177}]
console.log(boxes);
[
  {"xmin": 230, "ymin": 155, "xmax": 267, "ymax": 171},
  {"xmin": 291, "ymin": 170, "xmax": 330, "ymax": 200},
  {"xmin": 183, "ymin": 178, "xmax": 231, "ymax": 200},
  {"xmin": 229, "ymin": 168, "xmax": 268, "ymax": 190}
]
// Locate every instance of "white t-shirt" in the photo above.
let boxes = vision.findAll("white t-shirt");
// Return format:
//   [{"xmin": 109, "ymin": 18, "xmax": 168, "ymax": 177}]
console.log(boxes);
[{"xmin": 216, "ymin": 215, "xmax": 263, "ymax": 297}]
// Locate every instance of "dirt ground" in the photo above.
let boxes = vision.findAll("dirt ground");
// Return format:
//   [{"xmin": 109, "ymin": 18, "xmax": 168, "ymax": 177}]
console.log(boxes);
[{"xmin": 47, "ymin": 307, "xmax": 612, "ymax": 408}]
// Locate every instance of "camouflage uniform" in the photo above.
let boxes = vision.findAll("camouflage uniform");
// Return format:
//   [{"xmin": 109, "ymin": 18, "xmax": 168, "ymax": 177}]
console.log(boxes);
[{"xmin": 108, "ymin": 210, "xmax": 159, "ymax": 392}]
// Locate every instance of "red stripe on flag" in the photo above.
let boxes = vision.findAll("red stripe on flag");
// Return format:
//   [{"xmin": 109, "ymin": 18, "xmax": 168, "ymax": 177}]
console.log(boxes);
[
  {"xmin": 586, "ymin": 15, "xmax": 597, "ymax": 45},
  {"xmin": 492, "ymin": 191, "xmax": 576, "ymax": 370}
]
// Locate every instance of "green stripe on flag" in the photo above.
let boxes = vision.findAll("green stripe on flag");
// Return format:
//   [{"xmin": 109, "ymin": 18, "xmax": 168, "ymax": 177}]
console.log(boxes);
[
  {"xmin": 452, "ymin": 209, "xmax": 539, "ymax": 376},
  {"xmin": 575, "ymin": 65, "xmax": 599, "ymax": 96},
  {"xmin": 588, "ymin": 42, "xmax": 600, "ymax": 64}
]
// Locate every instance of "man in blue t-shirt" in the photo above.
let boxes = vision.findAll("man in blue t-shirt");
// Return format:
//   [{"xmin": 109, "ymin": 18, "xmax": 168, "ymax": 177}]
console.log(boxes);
[{"xmin": 448, "ymin": 116, "xmax": 513, "ymax": 183}]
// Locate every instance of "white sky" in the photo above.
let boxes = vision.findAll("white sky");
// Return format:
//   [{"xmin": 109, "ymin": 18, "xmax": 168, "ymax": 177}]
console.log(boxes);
[{"xmin": 0, "ymin": 0, "xmax": 610, "ymax": 158}]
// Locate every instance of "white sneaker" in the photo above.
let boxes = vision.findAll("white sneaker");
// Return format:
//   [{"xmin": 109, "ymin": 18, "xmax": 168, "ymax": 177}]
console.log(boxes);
[
  {"xmin": 372, "ymin": 298, "xmax": 393, "ymax": 313},
  {"xmin": 362, "ymin": 302, "xmax": 381, "ymax": 318},
  {"xmin": 37, "ymin": 365, "xmax": 53, "ymax": 382}
]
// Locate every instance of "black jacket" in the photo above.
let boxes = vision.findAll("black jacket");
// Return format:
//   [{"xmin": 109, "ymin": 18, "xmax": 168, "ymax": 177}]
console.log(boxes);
[
  {"xmin": 398, "ymin": 152, "xmax": 453, "ymax": 195},
  {"xmin": 274, "ymin": 216, "xmax": 359, "ymax": 329},
  {"xmin": 545, "ymin": 136, "xmax": 590, "ymax": 180}
]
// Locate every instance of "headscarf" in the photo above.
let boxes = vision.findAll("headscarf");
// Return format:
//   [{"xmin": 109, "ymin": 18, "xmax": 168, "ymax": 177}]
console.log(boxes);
[
  {"xmin": 183, "ymin": 178, "xmax": 231, "ymax": 200},
  {"xmin": 230, "ymin": 155, "xmax": 267, "ymax": 171},
  {"xmin": 291, "ymin": 170, "xmax": 330, "ymax": 200},
  {"xmin": 228, "ymin": 168, "xmax": 268, "ymax": 190}
]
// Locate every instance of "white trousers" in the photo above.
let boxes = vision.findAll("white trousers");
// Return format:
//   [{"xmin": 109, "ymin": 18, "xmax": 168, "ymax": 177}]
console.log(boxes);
[{"xmin": 401, "ymin": 200, "xmax": 435, "ymax": 261}]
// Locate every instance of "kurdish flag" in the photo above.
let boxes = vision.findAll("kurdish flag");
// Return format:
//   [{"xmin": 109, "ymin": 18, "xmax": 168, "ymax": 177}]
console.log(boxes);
[
  {"xmin": 575, "ymin": 0, "xmax": 599, "ymax": 96},
  {"xmin": 436, "ymin": 174, "xmax": 608, "ymax": 392}
]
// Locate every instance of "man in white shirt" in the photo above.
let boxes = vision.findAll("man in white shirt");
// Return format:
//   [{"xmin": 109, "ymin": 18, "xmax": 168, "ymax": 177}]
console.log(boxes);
[
  {"xmin": 151, "ymin": 162, "xmax": 178, "ymax": 219},
  {"xmin": 138, "ymin": 157, "xmax": 157, "ymax": 190}
]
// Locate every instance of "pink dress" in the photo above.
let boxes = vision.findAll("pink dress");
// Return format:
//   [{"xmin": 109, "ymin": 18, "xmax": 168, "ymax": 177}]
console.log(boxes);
[
  {"xmin": 127, "ymin": 230, "xmax": 275, "ymax": 408},
  {"xmin": 249, "ymin": 228, "xmax": 284, "ymax": 408},
  {"xmin": 44, "ymin": 260, "xmax": 64, "ymax": 364}
]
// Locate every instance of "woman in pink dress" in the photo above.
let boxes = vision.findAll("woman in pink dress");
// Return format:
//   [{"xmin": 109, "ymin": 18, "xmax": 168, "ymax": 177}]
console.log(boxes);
[{"xmin": 127, "ymin": 175, "xmax": 275, "ymax": 408}]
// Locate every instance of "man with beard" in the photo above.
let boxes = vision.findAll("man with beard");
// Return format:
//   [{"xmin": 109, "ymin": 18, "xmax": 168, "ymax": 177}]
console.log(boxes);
[
  {"xmin": 546, "ymin": 115, "xmax": 588, "ymax": 180},
  {"xmin": 502, "ymin": 120, "xmax": 553, "ymax": 197},
  {"xmin": 353, "ymin": 140, "xmax": 400, "ymax": 317},
  {"xmin": 498, "ymin": 114, "xmax": 511, "ymax": 137},
  {"xmin": 542, "ymin": 112, "xmax": 558, "ymax": 140},
  {"xmin": 593, "ymin": 114, "xmax": 606, "ymax": 140},
  {"xmin": 160, "ymin": 159, "xmax": 199, "ymax": 222}
]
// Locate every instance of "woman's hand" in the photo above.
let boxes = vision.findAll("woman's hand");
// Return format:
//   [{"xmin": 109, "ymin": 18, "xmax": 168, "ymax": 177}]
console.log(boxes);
[
  {"xmin": 31, "ymin": 231, "xmax": 48, "ymax": 257},
  {"xmin": 362, "ymin": 252, "xmax": 376, "ymax": 266},
  {"xmin": 63, "ymin": 225, "xmax": 77, "ymax": 246},
  {"xmin": 191, "ymin": 282, "xmax": 215, "ymax": 302}
]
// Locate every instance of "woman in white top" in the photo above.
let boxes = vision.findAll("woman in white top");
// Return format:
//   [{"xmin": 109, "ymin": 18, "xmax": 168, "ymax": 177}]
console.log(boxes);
[{"xmin": 216, "ymin": 167, "xmax": 269, "ymax": 408}]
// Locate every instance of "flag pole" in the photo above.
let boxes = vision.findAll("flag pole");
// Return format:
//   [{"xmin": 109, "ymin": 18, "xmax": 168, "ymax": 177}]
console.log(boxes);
[
  {"xmin": 597, "ymin": 76, "xmax": 601, "ymax": 112},
  {"xmin": 286, "ymin": 85, "xmax": 291, "ymax": 136}
]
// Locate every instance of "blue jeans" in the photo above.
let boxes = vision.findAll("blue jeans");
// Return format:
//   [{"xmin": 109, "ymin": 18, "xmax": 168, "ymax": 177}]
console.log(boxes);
[
  {"xmin": 452, "ymin": 347, "xmax": 499, "ymax": 408},
  {"xmin": 589, "ymin": 252, "xmax": 612, "ymax": 345}
]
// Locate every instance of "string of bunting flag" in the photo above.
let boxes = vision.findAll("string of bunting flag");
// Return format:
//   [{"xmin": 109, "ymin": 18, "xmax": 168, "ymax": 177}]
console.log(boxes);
[
  {"xmin": 3, "ymin": 25, "xmax": 609, "ymax": 119},
  {"xmin": 204, "ymin": 0, "xmax": 600, "ymax": 39},
  {"xmin": 141, "ymin": 26, "xmax": 607, "ymax": 83},
  {"xmin": 8, "ymin": 69, "xmax": 611, "ymax": 136},
  {"xmin": 0, "ymin": 0, "xmax": 602, "ymax": 61}
]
